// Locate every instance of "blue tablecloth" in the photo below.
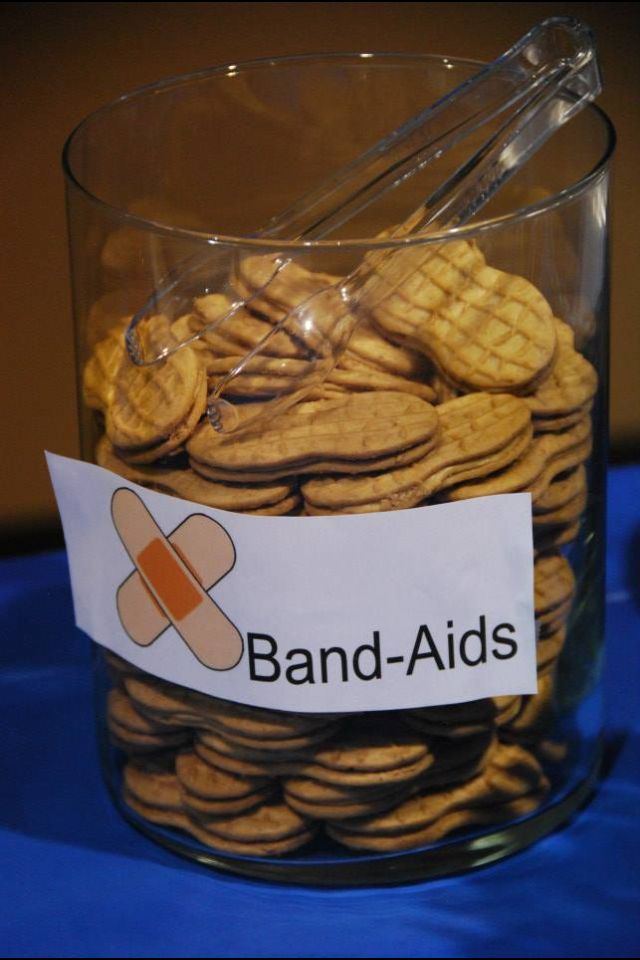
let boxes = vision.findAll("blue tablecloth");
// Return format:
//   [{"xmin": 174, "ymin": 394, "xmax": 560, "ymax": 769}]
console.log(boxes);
[{"xmin": 2, "ymin": 466, "xmax": 639, "ymax": 958}]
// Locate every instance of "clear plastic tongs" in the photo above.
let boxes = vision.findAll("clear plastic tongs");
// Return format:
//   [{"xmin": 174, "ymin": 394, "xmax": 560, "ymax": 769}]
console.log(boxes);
[{"xmin": 125, "ymin": 17, "xmax": 601, "ymax": 432}]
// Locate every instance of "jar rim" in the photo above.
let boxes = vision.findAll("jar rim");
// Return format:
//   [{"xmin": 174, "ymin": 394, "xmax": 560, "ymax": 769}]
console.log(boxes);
[{"xmin": 62, "ymin": 50, "xmax": 616, "ymax": 251}]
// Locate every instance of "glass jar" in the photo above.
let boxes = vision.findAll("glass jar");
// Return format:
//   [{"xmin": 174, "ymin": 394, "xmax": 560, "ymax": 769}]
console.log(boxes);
[{"xmin": 63, "ymin": 53, "xmax": 614, "ymax": 884}]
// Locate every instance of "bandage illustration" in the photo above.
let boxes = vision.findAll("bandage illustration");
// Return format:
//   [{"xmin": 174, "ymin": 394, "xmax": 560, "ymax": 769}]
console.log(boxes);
[{"xmin": 111, "ymin": 488, "xmax": 242, "ymax": 670}]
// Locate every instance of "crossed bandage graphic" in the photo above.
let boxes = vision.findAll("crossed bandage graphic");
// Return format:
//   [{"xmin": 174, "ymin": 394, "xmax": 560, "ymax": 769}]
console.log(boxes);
[{"xmin": 111, "ymin": 488, "xmax": 243, "ymax": 670}]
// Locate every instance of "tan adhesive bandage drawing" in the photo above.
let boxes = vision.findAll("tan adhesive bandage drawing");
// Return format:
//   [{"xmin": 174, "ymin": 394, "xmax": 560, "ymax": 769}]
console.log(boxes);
[
  {"xmin": 111, "ymin": 488, "xmax": 242, "ymax": 670},
  {"xmin": 117, "ymin": 513, "xmax": 236, "ymax": 646}
]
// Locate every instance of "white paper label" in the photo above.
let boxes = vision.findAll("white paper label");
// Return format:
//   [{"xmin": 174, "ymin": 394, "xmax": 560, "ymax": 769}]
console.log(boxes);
[{"xmin": 46, "ymin": 452, "xmax": 537, "ymax": 713}]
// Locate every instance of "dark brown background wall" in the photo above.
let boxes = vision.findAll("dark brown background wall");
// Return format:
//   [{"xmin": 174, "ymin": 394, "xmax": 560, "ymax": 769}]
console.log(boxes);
[{"xmin": 2, "ymin": 2, "xmax": 638, "ymax": 544}]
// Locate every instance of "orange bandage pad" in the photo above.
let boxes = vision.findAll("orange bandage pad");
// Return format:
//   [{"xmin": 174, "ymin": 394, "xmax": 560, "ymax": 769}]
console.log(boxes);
[
  {"xmin": 136, "ymin": 538, "xmax": 203, "ymax": 621},
  {"xmin": 111, "ymin": 487, "xmax": 243, "ymax": 670}
]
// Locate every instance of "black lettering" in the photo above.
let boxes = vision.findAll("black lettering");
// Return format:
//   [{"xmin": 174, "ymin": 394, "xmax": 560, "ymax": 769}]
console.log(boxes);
[
  {"xmin": 320, "ymin": 646, "xmax": 349, "ymax": 683},
  {"xmin": 353, "ymin": 631, "xmax": 382, "ymax": 681},
  {"xmin": 247, "ymin": 633, "xmax": 280, "ymax": 682},
  {"xmin": 285, "ymin": 648, "xmax": 315, "ymax": 685},
  {"xmin": 460, "ymin": 616, "xmax": 487, "ymax": 666},
  {"xmin": 492, "ymin": 623, "xmax": 518, "ymax": 659},
  {"xmin": 447, "ymin": 620, "xmax": 455, "ymax": 669},
  {"xmin": 407, "ymin": 624, "xmax": 445, "ymax": 675}
]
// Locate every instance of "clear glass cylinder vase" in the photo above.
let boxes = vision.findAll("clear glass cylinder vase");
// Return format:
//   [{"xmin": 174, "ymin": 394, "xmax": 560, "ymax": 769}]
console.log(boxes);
[{"xmin": 63, "ymin": 52, "xmax": 614, "ymax": 884}]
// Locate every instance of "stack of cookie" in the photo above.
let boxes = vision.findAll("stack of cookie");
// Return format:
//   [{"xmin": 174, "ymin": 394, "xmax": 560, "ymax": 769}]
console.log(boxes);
[
  {"xmin": 104, "ymin": 651, "xmax": 551, "ymax": 855},
  {"xmin": 85, "ymin": 234, "xmax": 597, "ymax": 857}
]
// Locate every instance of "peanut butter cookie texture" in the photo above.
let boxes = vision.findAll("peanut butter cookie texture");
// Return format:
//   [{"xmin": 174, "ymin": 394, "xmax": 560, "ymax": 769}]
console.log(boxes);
[{"xmin": 86, "ymin": 232, "xmax": 596, "ymax": 856}]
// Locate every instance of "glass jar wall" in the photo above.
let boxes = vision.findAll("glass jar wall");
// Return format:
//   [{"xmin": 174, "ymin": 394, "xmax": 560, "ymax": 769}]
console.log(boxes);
[{"xmin": 64, "ymin": 53, "xmax": 614, "ymax": 883}]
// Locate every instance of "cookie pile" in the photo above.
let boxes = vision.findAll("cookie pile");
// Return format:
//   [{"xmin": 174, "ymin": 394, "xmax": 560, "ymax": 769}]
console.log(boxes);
[
  {"xmin": 105, "ymin": 652, "xmax": 549, "ymax": 854},
  {"xmin": 85, "ymin": 234, "xmax": 597, "ymax": 857}
]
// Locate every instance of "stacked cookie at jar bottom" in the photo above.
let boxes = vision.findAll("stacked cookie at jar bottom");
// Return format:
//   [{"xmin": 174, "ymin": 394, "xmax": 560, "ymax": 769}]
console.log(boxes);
[{"xmin": 85, "ymin": 236, "xmax": 597, "ymax": 856}]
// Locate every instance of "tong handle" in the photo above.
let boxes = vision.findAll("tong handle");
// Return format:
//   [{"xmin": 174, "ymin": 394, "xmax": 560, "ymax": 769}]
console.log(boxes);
[{"xmin": 262, "ymin": 17, "xmax": 598, "ymax": 241}]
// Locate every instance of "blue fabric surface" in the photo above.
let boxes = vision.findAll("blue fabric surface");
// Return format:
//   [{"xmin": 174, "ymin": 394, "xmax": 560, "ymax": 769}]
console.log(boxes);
[{"xmin": 1, "ymin": 466, "xmax": 639, "ymax": 958}]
